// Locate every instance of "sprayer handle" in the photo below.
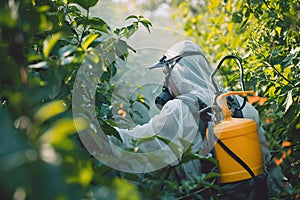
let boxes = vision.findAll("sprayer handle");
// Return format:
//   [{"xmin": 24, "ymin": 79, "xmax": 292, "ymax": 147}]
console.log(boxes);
[{"xmin": 218, "ymin": 90, "xmax": 254, "ymax": 118}]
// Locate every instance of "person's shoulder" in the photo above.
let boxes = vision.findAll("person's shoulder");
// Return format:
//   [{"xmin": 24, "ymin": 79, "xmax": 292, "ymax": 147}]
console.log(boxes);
[
  {"xmin": 161, "ymin": 98, "xmax": 186, "ymax": 112},
  {"xmin": 176, "ymin": 93, "xmax": 201, "ymax": 110},
  {"xmin": 164, "ymin": 98, "xmax": 182, "ymax": 107}
]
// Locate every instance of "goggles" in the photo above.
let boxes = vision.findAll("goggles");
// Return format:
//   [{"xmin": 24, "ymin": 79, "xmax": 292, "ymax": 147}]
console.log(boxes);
[
  {"xmin": 148, "ymin": 51, "xmax": 204, "ymax": 77},
  {"xmin": 149, "ymin": 51, "xmax": 204, "ymax": 110}
]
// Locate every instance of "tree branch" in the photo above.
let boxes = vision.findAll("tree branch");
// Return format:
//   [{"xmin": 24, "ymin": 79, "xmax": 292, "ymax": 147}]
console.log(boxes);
[{"xmin": 263, "ymin": 61, "xmax": 296, "ymax": 88}]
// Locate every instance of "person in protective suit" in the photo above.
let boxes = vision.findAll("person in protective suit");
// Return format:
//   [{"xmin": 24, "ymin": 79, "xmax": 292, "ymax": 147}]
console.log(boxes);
[{"xmin": 115, "ymin": 40, "xmax": 288, "ymax": 199}]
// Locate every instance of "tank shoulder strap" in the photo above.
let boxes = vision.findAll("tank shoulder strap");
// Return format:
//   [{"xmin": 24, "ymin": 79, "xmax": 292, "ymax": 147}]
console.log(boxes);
[
  {"xmin": 178, "ymin": 93, "xmax": 256, "ymax": 179},
  {"xmin": 213, "ymin": 135, "xmax": 255, "ymax": 178},
  {"xmin": 217, "ymin": 95, "xmax": 256, "ymax": 179},
  {"xmin": 177, "ymin": 94, "xmax": 243, "ymax": 117},
  {"xmin": 177, "ymin": 93, "xmax": 246, "ymax": 139}
]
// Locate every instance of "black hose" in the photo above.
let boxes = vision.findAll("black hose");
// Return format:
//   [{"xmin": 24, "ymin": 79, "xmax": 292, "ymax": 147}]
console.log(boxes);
[{"xmin": 210, "ymin": 55, "xmax": 246, "ymax": 111}]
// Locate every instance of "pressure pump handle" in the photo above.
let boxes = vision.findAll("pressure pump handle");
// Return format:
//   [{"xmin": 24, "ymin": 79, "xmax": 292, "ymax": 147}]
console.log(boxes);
[{"xmin": 218, "ymin": 90, "xmax": 254, "ymax": 119}]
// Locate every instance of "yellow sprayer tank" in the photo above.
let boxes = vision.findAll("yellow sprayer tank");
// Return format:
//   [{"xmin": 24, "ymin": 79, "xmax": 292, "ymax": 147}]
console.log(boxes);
[{"xmin": 213, "ymin": 91, "xmax": 264, "ymax": 183}]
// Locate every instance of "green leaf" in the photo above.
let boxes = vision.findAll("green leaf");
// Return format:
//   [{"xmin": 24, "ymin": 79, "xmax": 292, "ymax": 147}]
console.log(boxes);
[
  {"xmin": 106, "ymin": 119, "xmax": 118, "ymax": 127},
  {"xmin": 41, "ymin": 117, "xmax": 88, "ymax": 145},
  {"xmin": 136, "ymin": 136, "xmax": 156, "ymax": 146},
  {"xmin": 43, "ymin": 32, "xmax": 62, "ymax": 58},
  {"xmin": 181, "ymin": 152, "xmax": 199, "ymax": 163},
  {"xmin": 113, "ymin": 178, "xmax": 140, "ymax": 200},
  {"xmin": 36, "ymin": 5, "xmax": 50, "ymax": 13},
  {"xmin": 127, "ymin": 44, "xmax": 137, "ymax": 53},
  {"xmin": 68, "ymin": 0, "xmax": 99, "ymax": 10},
  {"xmin": 114, "ymin": 28, "xmax": 121, "ymax": 35},
  {"xmin": 139, "ymin": 19, "xmax": 152, "ymax": 33},
  {"xmin": 232, "ymin": 11, "xmax": 243, "ymax": 23},
  {"xmin": 204, "ymin": 172, "xmax": 220, "ymax": 181},
  {"xmin": 155, "ymin": 135, "xmax": 181, "ymax": 157},
  {"xmin": 115, "ymin": 39, "xmax": 128, "ymax": 58},
  {"xmin": 281, "ymin": 53, "xmax": 294, "ymax": 68},
  {"xmin": 108, "ymin": 62, "xmax": 117, "ymax": 77},
  {"xmin": 34, "ymin": 100, "xmax": 67, "ymax": 124},
  {"xmin": 89, "ymin": 17, "xmax": 110, "ymax": 33},
  {"xmin": 155, "ymin": 135, "xmax": 171, "ymax": 145},
  {"xmin": 199, "ymin": 156, "xmax": 218, "ymax": 166},
  {"xmin": 99, "ymin": 120, "xmax": 122, "ymax": 141},
  {"xmin": 296, "ymin": 122, "xmax": 300, "ymax": 129},
  {"xmin": 125, "ymin": 15, "xmax": 139, "ymax": 20},
  {"xmin": 81, "ymin": 34, "xmax": 99, "ymax": 50},
  {"xmin": 27, "ymin": 54, "xmax": 43, "ymax": 62},
  {"xmin": 283, "ymin": 104, "xmax": 299, "ymax": 123},
  {"xmin": 139, "ymin": 101, "xmax": 150, "ymax": 110},
  {"xmin": 124, "ymin": 23, "xmax": 138, "ymax": 39},
  {"xmin": 100, "ymin": 103, "xmax": 110, "ymax": 119},
  {"xmin": 0, "ymin": 10, "xmax": 16, "ymax": 27},
  {"xmin": 66, "ymin": 161, "xmax": 94, "ymax": 187}
]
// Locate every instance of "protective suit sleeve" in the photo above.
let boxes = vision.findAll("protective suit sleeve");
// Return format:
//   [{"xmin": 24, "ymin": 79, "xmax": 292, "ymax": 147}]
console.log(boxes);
[{"xmin": 116, "ymin": 98, "xmax": 200, "ymax": 164}]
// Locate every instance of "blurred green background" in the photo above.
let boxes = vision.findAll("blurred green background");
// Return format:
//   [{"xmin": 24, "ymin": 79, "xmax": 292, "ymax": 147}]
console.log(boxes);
[{"xmin": 0, "ymin": 0, "xmax": 299, "ymax": 199}]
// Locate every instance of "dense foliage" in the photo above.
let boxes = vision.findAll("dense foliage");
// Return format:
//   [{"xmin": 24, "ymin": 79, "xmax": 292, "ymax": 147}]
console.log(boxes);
[
  {"xmin": 175, "ymin": 0, "xmax": 300, "ymax": 199},
  {"xmin": 0, "ymin": 0, "xmax": 152, "ymax": 199},
  {"xmin": 0, "ymin": 0, "xmax": 299, "ymax": 199}
]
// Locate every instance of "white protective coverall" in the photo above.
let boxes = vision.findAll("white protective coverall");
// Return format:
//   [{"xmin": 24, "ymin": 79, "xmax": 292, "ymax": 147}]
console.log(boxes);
[{"xmin": 116, "ymin": 40, "xmax": 286, "ymax": 198}]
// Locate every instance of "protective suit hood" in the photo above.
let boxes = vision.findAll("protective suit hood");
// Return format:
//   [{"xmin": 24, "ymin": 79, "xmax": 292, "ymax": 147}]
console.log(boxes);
[{"xmin": 165, "ymin": 40, "xmax": 216, "ymax": 105}]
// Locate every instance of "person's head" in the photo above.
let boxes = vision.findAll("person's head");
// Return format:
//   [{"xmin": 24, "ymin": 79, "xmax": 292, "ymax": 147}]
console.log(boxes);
[{"xmin": 153, "ymin": 40, "xmax": 216, "ymax": 109}]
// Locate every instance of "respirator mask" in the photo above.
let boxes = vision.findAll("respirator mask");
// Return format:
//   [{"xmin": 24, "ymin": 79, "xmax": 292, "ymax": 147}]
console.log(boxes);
[
  {"xmin": 149, "ymin": 51, "xmax": 204, "ymax": 109},
  {"xmin": 154, "ymin": 80, "xmax": 174, "ymax": 110}
]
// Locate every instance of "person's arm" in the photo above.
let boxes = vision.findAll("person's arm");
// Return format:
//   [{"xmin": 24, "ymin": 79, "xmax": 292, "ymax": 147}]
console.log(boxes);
[{"xmin": 116, "ymin": 99, "xmax": 199, "ymax": 155}]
